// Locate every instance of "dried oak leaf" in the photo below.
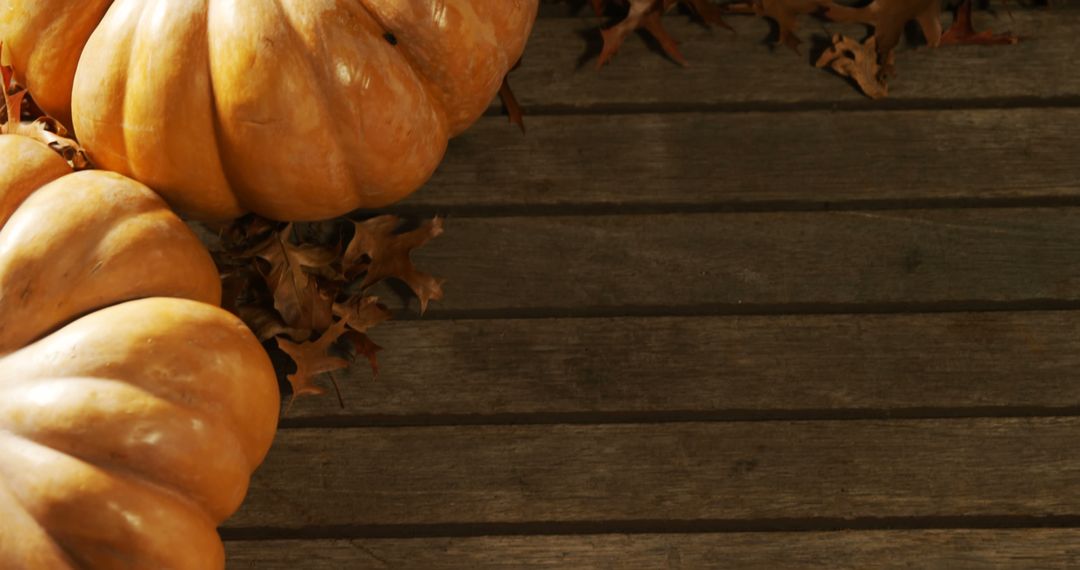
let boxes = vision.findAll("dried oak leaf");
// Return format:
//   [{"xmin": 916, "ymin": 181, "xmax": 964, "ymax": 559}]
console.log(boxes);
[
  {"xmin": 940, "ymin": 0, "xmax": 1020, "ymax": 45},
  {"xmin": 757, "ymin": 0, "xmax": 827, "ymax": 52},
  {"xmin": 824, "ymin": 0, "xmax": 943, "ymax": 58},
  {"xmin": 725, "ymin": 0, "xmax": 826, "ymax": 52},
  {"xmin": 249, "ymin": 223, "xmax": 339, "ymax": 330},
  {"xmin": 333, "ymin": 296, "xmax": 393, "ymax": 378},
  {"xmin": 594, "ymin": 0, "xmax": 730, "ymax": 68},
  {"xmin": 237, "ymin": 304, "xmax": 311, "ymax": 343},
  {"xmin": 816, "ymin": 34, "xmax": 889, "ymax": 99},
  {"xmin": 345, "ymin": 215, "xmax": 445, "ymax": 313},
  {"xmin": 499, "ymin": 58, "xmax": 526, "ymax": 133},
  {"xmin": 597, "ymin": 0, "xmax": 685, "ymax": 68},
  {"xmin": 345, "ymin": 331, "xmax": 383, "ymax": 379},
  {"xmin": 334, "ymin": 296, "xmax": 393, "ymax": 333},
  {"xmin": 276, "ymin": 318, "xmax": 351, "ymax": 403}
]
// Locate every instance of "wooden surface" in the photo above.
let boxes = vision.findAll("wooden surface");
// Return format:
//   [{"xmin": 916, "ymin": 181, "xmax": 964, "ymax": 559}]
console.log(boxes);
[{"xmin": 226, "ymin": 4, "xmax": 1080, "ymax": 568}]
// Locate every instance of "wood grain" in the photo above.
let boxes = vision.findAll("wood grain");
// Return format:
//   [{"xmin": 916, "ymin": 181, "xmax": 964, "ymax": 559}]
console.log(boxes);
[
  {"xmin": 407, "ymin": 109, "xmax": 1080, "ymax": 213},
  {"xmin": 496, "ymin": 9, "xmax": 1079, "ymax": 110},
  {"xmin": 284, "ymin": 311, "xmax": 1080, "ymax": 420},
  {"xmin": 226, "ymin": 418, "xmax": 1080, "ymax": 529},
  {"xmin": 379, "ymin": 209, "xmax": 1080, "ymax": 315},
  {"xmin": 226, "ymin": 530, "xmax": 1080, "ymax": 569}
]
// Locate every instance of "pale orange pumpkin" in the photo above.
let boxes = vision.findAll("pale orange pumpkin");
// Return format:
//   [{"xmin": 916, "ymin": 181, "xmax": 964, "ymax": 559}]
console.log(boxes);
[
  {"xmin": 0, "ymin": 134, "xmax": 280, "ymax": 569},
  {"xmin": 0, "ymin": 0, "xmax": 539, "ymax": 221}
]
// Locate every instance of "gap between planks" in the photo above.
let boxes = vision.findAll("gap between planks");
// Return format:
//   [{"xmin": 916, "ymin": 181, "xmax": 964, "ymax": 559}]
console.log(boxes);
[
  {"xmin": 224, "ymin": 418, "xmax": 1080, "ymax": 530},
  {"xmin": 391, "ymin": 108, "xmax": 1080, "ymax": 217}
]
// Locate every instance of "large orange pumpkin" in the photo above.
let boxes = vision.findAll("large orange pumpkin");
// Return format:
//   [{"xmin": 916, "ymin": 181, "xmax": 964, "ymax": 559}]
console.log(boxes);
[
  {"xmin": 0, "ymin": 134, "xmax": 280, "ymax": 569},
  {"xmin": 0, "ymin": 0, "xmax": 538, "ymax": 221}
]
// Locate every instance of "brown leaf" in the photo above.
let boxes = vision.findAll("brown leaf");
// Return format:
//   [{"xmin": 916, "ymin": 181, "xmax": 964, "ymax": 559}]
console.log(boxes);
[
  {"xmin": 940, "ymin": 0, "xmax": 1020, "ymax": 45},
  {"xmin": 498, "ymin": 73, "xmax": 526, "ymax": 133},
  {"xmin": 333, "ymin": 296, "xmax": 392, "ymax": 334},
  {"xmin": 752, "ymin": 0, "xmax": 826, "ymax": 52},
  {"xmin": 250, "ymin": 224, "xmax": 339, "ymax": 329},
  {"xmin": 0, "ymin": 42, "xmax": 12, "ymax": 92},
  {"xmin": 816, "ymin": 34, "xmax": 889, "ymax": 100},
  {"xmin": 0, "ymin": 45, "xmax": 91, "ymax": 170},
  {"xmin": 597, "ymin": 0, "xmax": 686, "ymax": 68},
  {"xmin": 824, "ymin": 0, "xmax": 943, "ymax": 58},
  {"xmin": 344, "ymin": 216, "xmax": 445, "ymax": 313},
  {"xmin": 343, "ymin": 331, "xmax": 383, "ymax": 379},
  {"xmin": 276, "ymin": 318, "xmax": 351, "ymax": 401},
  {"xmin": 680, "ymin": 0, "xmax": 732, "ymax": 29},
  {"xmin": 237, "ymin": 304, "xmax": 311, "ymax": 342}
]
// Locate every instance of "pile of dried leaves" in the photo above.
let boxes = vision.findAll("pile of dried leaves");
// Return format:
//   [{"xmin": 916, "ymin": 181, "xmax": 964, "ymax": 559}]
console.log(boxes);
[
  {"xmin": 203, "ymin": 215, "xmax": 444, "ymax": 408},
  {"xmin": 0, "ymin": 43, "xmax": 88, "ymax": 168},
  {"xmin": 589, "ymin": 0, "xmax": 1021, "ymax": 98}
]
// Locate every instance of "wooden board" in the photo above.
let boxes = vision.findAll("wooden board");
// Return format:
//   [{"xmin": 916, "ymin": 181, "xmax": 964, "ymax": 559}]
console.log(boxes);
[
  {"xmin": 495, "ymin": 10, "xmax": 1080, "ymax": 110},
  {"xmin": 406, "ymin": 109, "xmax": 1080, "ymax": 214},
  {"xmin": 387, "ymin": 209, "xmax": 1080, "ymax": 316},
  {"xmin": 226, "ymin": 530, "xmax": 1080, "ymax": 569},
  {"xmin": 225, "ymin": 418, "xmax": 1080, "ymax": 529},
  {"xmin": 284, "ymin": 311, "xmax": 1080, "ymax": 421},
  {"xmin": 222, "ymin": 5, "xmax": 1080, "ymax": 566}
]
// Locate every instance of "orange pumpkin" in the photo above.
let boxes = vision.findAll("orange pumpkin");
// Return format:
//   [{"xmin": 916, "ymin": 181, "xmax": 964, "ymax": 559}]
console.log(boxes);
[
  {"xmin": 0, "ymin": 134, "xmax": 279, "ymax": 569},
  {"xmin": 0, "ymin": 0, "xmax": 539, "ymax": 221}
]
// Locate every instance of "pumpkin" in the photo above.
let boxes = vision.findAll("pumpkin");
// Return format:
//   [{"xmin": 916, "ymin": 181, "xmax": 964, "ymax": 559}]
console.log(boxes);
[
  {"xmin": 0, "ymin": 0, "xmax": 539, "ymax": 221},
  {"xmin": 0, "ymin": 134, "xmax": 280, "ymax": 569}
]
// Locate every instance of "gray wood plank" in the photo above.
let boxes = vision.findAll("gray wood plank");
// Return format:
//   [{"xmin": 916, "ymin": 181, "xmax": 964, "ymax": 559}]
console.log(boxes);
[
  {"xmin": 226, "ymin": 418, "xmax": 1080, "ymax": 528},
  {"xmin": 226, "ymin": 530, "xmax": 1080, "ymax": 569},
  {"xmin": 381, "ymin": 209, "xmax": 1080, "ymax": 315},
  {"xmin": 409, "ymin": 109, "xmax": 1080, "ymax": 213},
  {"xmin": 500, "ymin": 9, "xmax": 1078, "ymax": 109},
  {"xmin": 284, "ymin": 311, "xmax": 1080, "ymax": 420}
]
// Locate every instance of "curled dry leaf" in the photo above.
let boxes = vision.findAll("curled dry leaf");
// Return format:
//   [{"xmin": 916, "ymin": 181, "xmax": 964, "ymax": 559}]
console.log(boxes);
[
  {"xmin": 816, "ymin": 34, "xmax": 889, "ymax": 99},
  {"xmin": 1, "ymin": 42, "xmax": 90, "ymax": 169}
]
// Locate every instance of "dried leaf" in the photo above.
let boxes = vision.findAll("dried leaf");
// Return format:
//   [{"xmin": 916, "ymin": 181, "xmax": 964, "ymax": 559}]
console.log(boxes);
[
  {"xmin": 681, "ymin": 0, "xmax": 732, "ymax": 28},
  {"xmin": 333, "ymin": 296, "xmax": 393, "ymax": 334},
  {"xmin": 752, "ymin": 0, "xmax": 826, "ymax": 52},
  {"xmin": 499, "ymin": 73, "xmax": 526, "ymax": 133},
  {"xmin": 940, "ymin": 0, "xmax": 1020, "ymax": 45},
  {"xmin": 276, "ymin": 319, "xmax": 351, "ymax": 401},
  {"xmin": 249, "ymin": 224, "xmax": 339, "ymax": 330},
  {"xmin": 0, "ymin": 43, "xmax": 12, "ymax": 91},
  {"xmin": 237, "ymin": 304, "xmax": 311, "ymax": 342},
  {"xmin": 824, "ymin": 0, "xmax": 943, "ymax": 57},
  {"xmin": 594, "ymin": 0, "xmax": 732, "ymax": 68},
  {"xmin": 345, "ymin": 216, "xmax": 445, "ymax": 313},
  {"xmin": 816, "ymin": 34, "xmax": 889, "ymax": 99},
  {"xmin": 344, "ymin": 330, "xmax": 383, "ymax": 379},
  {"xmin": 598, "ymin": 0, "xmax": 684, "ymax": 68}
]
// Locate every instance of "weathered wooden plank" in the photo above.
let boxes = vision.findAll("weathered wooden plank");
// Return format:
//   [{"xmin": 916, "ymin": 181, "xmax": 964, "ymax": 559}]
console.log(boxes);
[
  {"xmin": 226, "ymin": 530, "xmax": 1080, "ymax": 569},
  {"xmin": 499, "ymin": 9, "xmax": 1078, "ymax": 109},
  {"xmin": 409, "ymin": 109, "xmax": 1080, "ymax": 212},
  {"xmin": 226, "ymin": 418, "xmax": 1080, "ymax": 528},
  {"xmin": 284, "ymin": 311, "xmax": 1080, "ymax": 420},
  {"xmin": 381, "ymin": 209, "xmax": 1080, "ymax": 315}
]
